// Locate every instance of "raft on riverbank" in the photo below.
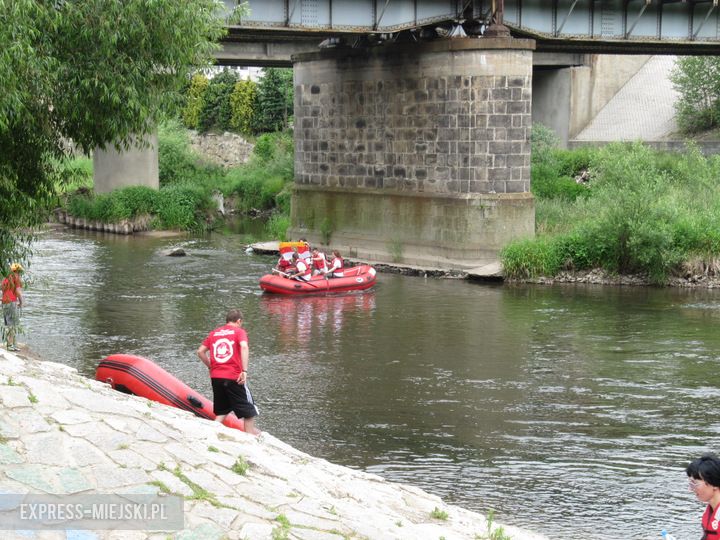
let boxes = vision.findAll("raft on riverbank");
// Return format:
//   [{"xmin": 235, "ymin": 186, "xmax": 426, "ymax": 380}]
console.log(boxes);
[{"xmin": 0, "ymin": 347, "xmax": 547, "ymax": 540}]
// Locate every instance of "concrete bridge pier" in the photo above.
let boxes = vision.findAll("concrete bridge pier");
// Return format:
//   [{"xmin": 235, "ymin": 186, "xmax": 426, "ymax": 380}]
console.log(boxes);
[
  {"xmin": 290, "ymin": 38, "xmax": 536, "ymax": 269},
  {"xmin": 93, "ymin": 132, "xmax": 159, "ymax": 194}
]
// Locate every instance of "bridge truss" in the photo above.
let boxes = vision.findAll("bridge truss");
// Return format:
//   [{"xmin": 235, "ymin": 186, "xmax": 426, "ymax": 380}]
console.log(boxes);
[{"xmin": 224, "ymin": 0, "xmax": 720, "ymax": 54}]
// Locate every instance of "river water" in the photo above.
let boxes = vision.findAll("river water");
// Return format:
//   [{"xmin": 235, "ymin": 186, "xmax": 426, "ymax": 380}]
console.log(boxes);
[{"xmin": 22, "ymin": 228, "xmax": 720, "ymax": 539}]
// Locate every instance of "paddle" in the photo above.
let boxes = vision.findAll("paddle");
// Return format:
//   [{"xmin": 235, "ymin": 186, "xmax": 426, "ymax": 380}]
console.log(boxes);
[{"xmin": 273, "ymin": 267, "xmax": 324, "ymax": 288}]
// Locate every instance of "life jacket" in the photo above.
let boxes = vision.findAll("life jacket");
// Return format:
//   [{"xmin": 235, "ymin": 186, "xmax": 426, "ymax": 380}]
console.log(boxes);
[
  {"xmin": 312, "ymin": 252, "xmax": 327, "ymax": 272},
  {"xmin": 702, "ymin": 504, "xmax": 720, "ymax": 540},
  {"xmin": 331, "ymin": 256, "xmax": 344, "ymax": 277},
  {"xmin": 295, "ymin": 260, "xmax": 311, "ymax": 281}
]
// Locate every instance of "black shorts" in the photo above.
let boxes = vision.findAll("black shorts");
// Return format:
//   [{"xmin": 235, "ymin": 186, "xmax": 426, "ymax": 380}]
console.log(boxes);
[{"xmin": 211, "ymin": 378, "xmax": 259, "ymax": 419}]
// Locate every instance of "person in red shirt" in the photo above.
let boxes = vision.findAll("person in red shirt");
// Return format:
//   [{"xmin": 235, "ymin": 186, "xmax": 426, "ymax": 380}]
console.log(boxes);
[
  {"xmin": 196, "ymin": 309, "xmax": 260, "ymax": 435},
  {"xmin": 687, "ymin": 453, "xmax": 720, "ymax": 540},
  {"xmin": 310, "ymin": 247, "xmax": 328, "ymax": 276},
  {"xmin": 287, "ymin": 252, "xmax": 311, "ymax": 281},
  {"xmin": 2, "ymin": 263, "xmax": 24, "ymax": 352}
]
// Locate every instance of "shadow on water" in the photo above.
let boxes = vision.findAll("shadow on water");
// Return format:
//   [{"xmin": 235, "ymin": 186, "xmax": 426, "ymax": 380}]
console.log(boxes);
[{"xmin": 25, "ymin": 228, "xmax": 720, "ymax": 540}]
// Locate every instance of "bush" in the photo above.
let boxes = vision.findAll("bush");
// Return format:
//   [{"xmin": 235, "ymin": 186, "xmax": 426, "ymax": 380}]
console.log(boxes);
[
  {"xmin": 266, "ymin": 213, "xmax": 290, "ymax": 241},
  {"xmin": 230, "ymin": 79, "xmax": 257, "ymax": 136},
  {"xmin": 670, "ymin": 57, "xmax": 720, "ymax": 133},
  {"xmin": 182, "ymin": 73, "xmax": 209, "ymax": 129},
  {"xmin": 501, "ymin": 236, "xmax": 563, "ymax": 279},
  {"xmin": 158, "ymin": 120, "xmax": 224, "ymax": 186},
  {"xmin": 154, "ymin": 184, "xmax": 214, "ymax": 231}
]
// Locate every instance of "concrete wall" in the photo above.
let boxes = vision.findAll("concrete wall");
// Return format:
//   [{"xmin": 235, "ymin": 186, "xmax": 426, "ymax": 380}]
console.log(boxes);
[
  {"xmin": 93, "ymin": 133, "xmax": 159, "ymax": 194},
  {"xmin": 532, "ymin": 55, "xmax": 652, "ymax": 146},
  {"xmin": 532, "ymin": 68, "xmax": 572, "ymax": 146},
  {"xmin": 290, "ymin": 38, "xmax": 535, "ymax": 268},
  {"xmin": 569, "ymin": 55, "xmax": 651, "ymax": 139}
]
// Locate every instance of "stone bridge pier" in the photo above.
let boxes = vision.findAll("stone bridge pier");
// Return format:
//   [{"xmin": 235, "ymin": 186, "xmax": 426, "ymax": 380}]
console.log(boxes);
[{"xmin": 290, "ymin": 38, "xmax": 535, "ymax": 269}]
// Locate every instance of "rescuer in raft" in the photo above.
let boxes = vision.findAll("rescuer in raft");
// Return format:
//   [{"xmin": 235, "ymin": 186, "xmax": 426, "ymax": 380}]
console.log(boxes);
[{"xmin": 687, "ymin": 453, "xmax": 720, "ymax": 540}]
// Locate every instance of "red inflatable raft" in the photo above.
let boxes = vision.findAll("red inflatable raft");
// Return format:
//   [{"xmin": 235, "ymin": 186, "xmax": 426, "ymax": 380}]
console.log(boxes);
[
  {"xmin": 259, "ymin": 264, "xmax": 377, "ymax": 295},
  {"xmin": 95, "ymin": 354, "xmax": 245, "ymax": 432}
]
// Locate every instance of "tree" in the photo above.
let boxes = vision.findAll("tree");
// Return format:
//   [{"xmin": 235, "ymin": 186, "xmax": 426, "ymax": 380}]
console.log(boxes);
[
  {"xmin": 0, "ymin": 0, "xmax": 226, "ymax": 269},
  {"xmin": 230, "ymin": 78, "xmax": 258, "ymax": 136},
  {"xmin": 183, "ymin": 74, "xmax": 211, "ymax": 129},
  {"xmin": 198, "ymin": 69, "xmax": 238, "ymax": 133},
  {"xmin": 670, "ymin": 57, "xmax": 720, "ymax": 133},
  {"xmin": 255, "ymin": 68, "xmax": 294, "ymax": 133}
]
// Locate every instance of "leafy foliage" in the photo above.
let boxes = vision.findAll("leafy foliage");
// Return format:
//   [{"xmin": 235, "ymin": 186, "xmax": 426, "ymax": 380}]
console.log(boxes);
[
  {"xmin": 255, "ymin": 68, "xmax": 294, "ymax": 132},
  {"xmin": 230, "ymin": 79, "xmax": 258, "ymax": 136},
  {"xmin": 182, "ymin": 74, "xmax": 210, "ymax": 129},
  {"xmin": 504, "ymin": 141, "xmax": 720, "ymax": 283},
  {"xmin": 158, "ymin": 120, "xmax": 223, "ymax": 186},
  {"xmin": 198, "ymin": 69, "xmax": 238, "ymax": 133},
  {"xmin": 670, "ymin": 57, "xmax": 720, "ymax": 133},
  {"xmin": 0, "ymin": 0, "xmax": 225, "ymax": 266}
]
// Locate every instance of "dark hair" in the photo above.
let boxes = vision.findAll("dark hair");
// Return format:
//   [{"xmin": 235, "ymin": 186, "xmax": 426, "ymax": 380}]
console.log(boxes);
[
  {"xmin": 226, "ymin": 309, "xmax": 243, "ymax": 323},
  {"xmin": 687, "ymin": 454, "xmax": 720, "ymax": 487}
]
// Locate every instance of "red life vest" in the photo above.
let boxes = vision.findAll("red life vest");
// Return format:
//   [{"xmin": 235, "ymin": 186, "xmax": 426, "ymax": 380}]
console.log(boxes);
[
  {"xmin": 330, "ymin": 256, "xmax": 344, "ymax": 277},
  {"xmin": 312, "ymin": 252, "xmax": 327, "ymax": 271},
  {"xmin": 295, "ymin": 260, "xmax": 311, "ymax": 281}
]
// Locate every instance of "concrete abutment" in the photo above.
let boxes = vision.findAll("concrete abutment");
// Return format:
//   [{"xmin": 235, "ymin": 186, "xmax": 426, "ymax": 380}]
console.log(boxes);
[{"xmin": 290, "ymin": 38, "xmax": 536, "ymax": 269}]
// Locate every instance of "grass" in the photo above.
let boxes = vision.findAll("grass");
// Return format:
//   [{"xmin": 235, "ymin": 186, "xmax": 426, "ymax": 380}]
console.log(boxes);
[
  {"xmin": 231, "ymin": 457, "xmax": 249, "ymax": 475},
  {"xmin": 27, "ymin": 393, "xmax": 38, "ymax": 404},
  {"xmin": 430, "ymin": 507, "xmax": 448, "ymax": 520},
  {"xmin": 502, "ymin": 130, "xmax": 720, "ymax": 284},
  {"xmin": 59, "ymin": 122, "xmax": 294, "ymax": 237},
  {"xmin": 207, "ymin": 445, "xmax": 219, "ymax": 453},
  {"xmin": 271, "ymin": 514, "xmax": 291, "ymax": 540},
  {"xmin": 475, "ymin": 510, "xmax": 512, "ymax": 540}
]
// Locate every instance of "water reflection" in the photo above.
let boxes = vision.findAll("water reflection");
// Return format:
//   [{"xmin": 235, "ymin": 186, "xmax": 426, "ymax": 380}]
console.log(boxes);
[
  {"xmin": 259, "ymin": 293, "xmax": 376, "ymax": 350},
  {"xmin": 24, "ymin": 229, "xmax": 720, "ymax": 540}
]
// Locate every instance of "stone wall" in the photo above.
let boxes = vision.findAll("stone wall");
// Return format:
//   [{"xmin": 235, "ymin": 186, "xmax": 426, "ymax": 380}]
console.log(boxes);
[
  {"xmin": 290, "ymin": 38, "xmax": 535, "ymax": 268},
  {"xmin": 188, "ymin": 131, "xmax": 254, "ymax": 168}
]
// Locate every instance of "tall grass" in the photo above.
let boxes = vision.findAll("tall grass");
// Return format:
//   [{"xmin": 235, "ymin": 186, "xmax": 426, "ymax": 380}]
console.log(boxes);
[
  {"xmin": 61, "ymin": 122, "xmax": 295, "ymax": 234},
  {"xmin": 503, "ymin": 135, "xmax": 720, "ymax": 284}
]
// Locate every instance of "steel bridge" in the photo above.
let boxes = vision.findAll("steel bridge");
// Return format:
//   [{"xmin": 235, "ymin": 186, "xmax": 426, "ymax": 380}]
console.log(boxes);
[{"xmin": 220, "ymin": 0, "xmax": 720, "ymax": 59}]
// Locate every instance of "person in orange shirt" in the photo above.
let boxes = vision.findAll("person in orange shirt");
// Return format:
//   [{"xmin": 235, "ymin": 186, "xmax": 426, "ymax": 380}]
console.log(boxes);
[{"xmin": 2, "ymin": 263, "xmax": 24, "ymax": 352}]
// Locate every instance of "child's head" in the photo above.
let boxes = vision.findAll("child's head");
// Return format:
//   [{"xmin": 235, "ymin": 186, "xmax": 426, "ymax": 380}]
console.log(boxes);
[{"xmin": 687, "ymin": 453, "xmax": 720, "ymax": 488}]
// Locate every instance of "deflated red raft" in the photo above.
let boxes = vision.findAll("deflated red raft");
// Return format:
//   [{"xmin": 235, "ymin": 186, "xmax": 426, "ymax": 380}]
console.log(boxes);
[
  {"xmin": 95, "ymin": 354, "xmax": 245, "ymax": 432},
  {"xmin": 259, "ymin": 264, "xmax": 377, "ymax": 295}
]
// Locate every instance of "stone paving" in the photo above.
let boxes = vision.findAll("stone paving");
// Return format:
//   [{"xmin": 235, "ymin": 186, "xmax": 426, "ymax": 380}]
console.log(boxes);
[{"xmin": 0, "ymin": 349, "xmax": 547, "ymax": 540}]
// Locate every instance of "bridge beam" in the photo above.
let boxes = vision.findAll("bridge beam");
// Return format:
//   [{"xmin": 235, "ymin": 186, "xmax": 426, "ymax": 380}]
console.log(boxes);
[{"xmin": 290, "ymin": 38, "xmax": 535, "ymax": 268}]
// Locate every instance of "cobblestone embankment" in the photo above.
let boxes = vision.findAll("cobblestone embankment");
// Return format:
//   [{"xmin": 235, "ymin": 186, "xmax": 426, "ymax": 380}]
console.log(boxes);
[{"xmin": 0, "ymin": 349, "xmax": 546, "ymax": 540}]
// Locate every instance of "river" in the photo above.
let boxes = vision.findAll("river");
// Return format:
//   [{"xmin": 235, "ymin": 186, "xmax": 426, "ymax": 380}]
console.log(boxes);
[{"xmin": 21, "ymin": 228, "xmax": 720, "ymax": 539}]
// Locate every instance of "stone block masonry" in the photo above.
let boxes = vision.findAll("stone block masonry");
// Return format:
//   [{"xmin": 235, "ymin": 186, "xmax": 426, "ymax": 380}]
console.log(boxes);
[{"xmin": 291, "ymin": 38, "xmax": 536, "ymax": 269}]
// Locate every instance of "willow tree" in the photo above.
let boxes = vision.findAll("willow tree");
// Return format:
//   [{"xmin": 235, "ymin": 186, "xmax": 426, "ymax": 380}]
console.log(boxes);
[{"xmin": 0, "ymin": 0, "xmax": 228, "ymax": 268}]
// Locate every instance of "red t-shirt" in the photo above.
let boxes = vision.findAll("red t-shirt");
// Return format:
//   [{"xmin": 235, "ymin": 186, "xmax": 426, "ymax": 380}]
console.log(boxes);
[
  {"xmin": 202, "ymin": 324, "xmax": 248, "ymax": 379},
  {"xmin": 703, "ymin": 503, "xmax": 720, "ymax": 540},
  {"xmin": 1, "ymin": 273, "xmax": 22, "ymax": 304}
]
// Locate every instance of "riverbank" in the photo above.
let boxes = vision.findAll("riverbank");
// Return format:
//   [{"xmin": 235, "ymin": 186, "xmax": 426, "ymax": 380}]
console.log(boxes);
[
  {"xmin": 0, "ymin": 347, "xmax": 546, "ymax": 540},
  {"xmin": 250, "ymin": 240, "xmax": 720, "ymax": 288}
]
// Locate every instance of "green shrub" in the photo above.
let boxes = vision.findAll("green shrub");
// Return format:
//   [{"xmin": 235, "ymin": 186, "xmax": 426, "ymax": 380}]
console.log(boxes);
[
  {"xmin": 501, "ymin": 237, "xmax": 563, "ymax": 279},
  {"xmin": 531, "ymin": 163, "xmax": 588, "ymax": 201},
  {"xmin": 154, "ymin": 184, "xmax": 214, "ymax": 231},
  {"xmin": 266, "ymin": 213, "xmax": 290, "ymax": 241},
  {"xmin": 230, "ymin": 79, "xmax": 257, "ymax": 136},
  {"xmin": 182, "ymin": 73, "xmax": 209, "ymax": 129},
  {"xmin": 158, "ymin": 120, "xmax": 224, "ymax": 187}
]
